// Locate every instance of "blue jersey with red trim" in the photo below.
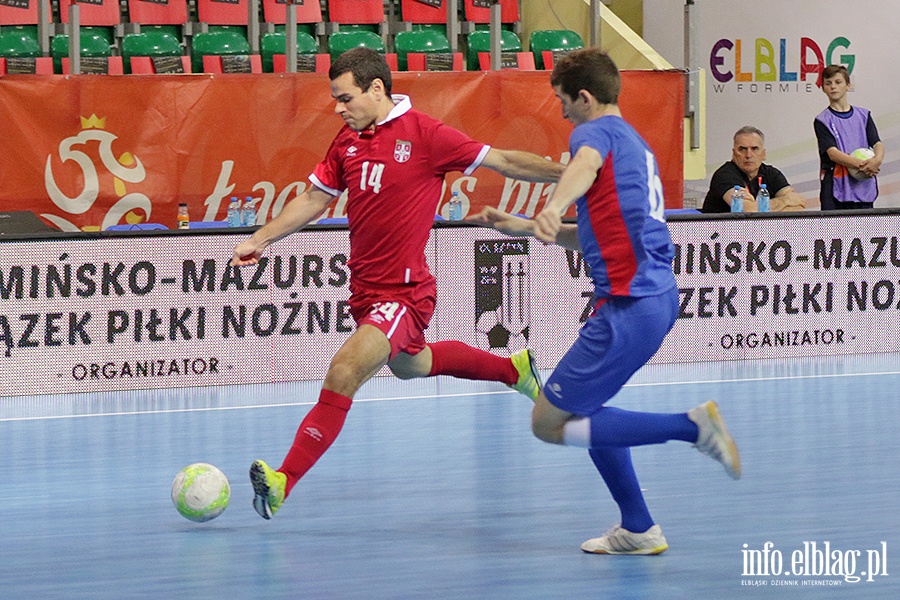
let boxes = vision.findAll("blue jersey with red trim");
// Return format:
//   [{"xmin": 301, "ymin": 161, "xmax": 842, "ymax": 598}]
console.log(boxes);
[{"xmin": 570, "ymin": 115, "xmax": 675, "ymax": 298}]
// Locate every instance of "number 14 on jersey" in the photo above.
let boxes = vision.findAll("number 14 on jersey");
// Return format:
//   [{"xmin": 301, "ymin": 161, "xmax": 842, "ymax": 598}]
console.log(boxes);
[{"xmin": 360, "ymin": 161, "xmax": 385, "ymax": 193}]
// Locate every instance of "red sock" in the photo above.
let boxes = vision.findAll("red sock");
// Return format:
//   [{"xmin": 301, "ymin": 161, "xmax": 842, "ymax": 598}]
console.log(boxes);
[
  {"xmin": 427, "ymin": 341, "xmax": 518, "ymax": 385},
  {"xmin": 279, "ymin": 389, "xmax": 352, "ymax": 497}
]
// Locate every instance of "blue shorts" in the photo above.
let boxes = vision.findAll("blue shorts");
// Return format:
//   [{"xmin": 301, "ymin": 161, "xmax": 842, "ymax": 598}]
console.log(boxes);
[{"xmin": 544, "ymin": 289, "xmax": 678, "ymax": 417}]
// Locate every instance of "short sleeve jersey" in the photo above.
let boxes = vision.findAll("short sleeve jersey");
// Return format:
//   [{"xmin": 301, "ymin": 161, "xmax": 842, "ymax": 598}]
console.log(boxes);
[
  {"xmin": 569, "ymin": 115, "xmax": 675, "ymax": 299},
  {"xmin": 311, "ymin": 96, "xmax": 490, "ymax": 291}
]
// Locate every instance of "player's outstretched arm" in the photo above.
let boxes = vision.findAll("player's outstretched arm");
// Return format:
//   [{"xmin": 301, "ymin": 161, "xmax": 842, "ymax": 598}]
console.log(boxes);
[
  {"xmin": 231, "ymin": 187, "xmax": 336, "ymax": 266},
  {"xmin": 467, "ymin": 206, "xmax": 536, "ymax": 236},
  {"xmin": 468, "ymin": 207, "xmax": 581, "ymax": 251},
  {"xmin": 480, "ymin": 148, "xmax": 565, "ymax": 183}
]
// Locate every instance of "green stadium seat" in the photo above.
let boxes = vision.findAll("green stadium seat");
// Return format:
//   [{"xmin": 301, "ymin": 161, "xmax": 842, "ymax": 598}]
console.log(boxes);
[
  {"xmin": 0, "ymin": 30, "xmax": 53, "ymax": 73},
  {"xmin": 0, "ymin": 25, "xmax": 39, "ymax": 46},
  {"xmin": 260, "ymin": 30, "xmax": 319, "ymax": 72},
  {"xmin": 0, "ymin": 30, "xmax": 40, "ymax": 59},
  {"xmin": 51, "ymin": 30, "xmax": 113, "ymax": 74},
  {"xmin": 191, "ymin": 29, "xmax": 251, "ymax": 73},
  {"xmin": 122, "ymin": 31, "xmax": 184, "ymax": 74},
  {"xmin": 529, "ymin": 29, "xmax": 583, "ymax": 70},
  {"xmin": 394, "ymin": 29, "xmax": 451, "ymax": 71},
  {"xmin": 465, "ymin": 29, "xmax": 521, "ymax": 71},
  {"xmin": 328, "ymin": 29, "xmax": 384, "ymax": 61}
]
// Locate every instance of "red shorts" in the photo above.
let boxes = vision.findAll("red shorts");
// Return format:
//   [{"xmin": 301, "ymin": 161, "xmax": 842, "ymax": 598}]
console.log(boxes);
[{"xmin": 349, "ymin": 283, "xmax": 436, "ymax": 360}]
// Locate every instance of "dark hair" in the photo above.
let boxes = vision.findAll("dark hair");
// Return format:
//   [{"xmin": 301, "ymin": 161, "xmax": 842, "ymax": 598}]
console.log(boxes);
[
  {"xmin": 329, "ymin": 47, "xmax": 393, "ymax": 95},
  {"xmin": 822, "ymin": 64, "xmax": 850, "ymax": 85},
  {"xmin": 550, "ymin": 48, "xmax": 620, "ymax": 105}
]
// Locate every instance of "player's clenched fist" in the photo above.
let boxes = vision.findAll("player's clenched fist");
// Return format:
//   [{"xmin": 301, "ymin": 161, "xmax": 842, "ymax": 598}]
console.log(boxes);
[
  {"xmin": 231, "ymin": 240, "xmax": 265, "ymax": 266},
  {"xmin": 533, "ymin": 210, "xmax": 562, "ymax": 244}
]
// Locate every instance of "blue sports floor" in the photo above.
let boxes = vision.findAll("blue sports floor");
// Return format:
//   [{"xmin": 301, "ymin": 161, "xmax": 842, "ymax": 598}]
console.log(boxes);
[{"xmin": 2, "ymin": 354, "xmax": 899, "ymax": 599}]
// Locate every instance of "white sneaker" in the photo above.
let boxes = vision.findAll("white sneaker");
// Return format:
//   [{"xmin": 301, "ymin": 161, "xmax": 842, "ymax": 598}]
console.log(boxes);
[
  {"xmin": 581, "ymin": 524, "xmax": 669, "ymax": 555},
  {"xmin": 688, "ymin": 400, "xmax": 741, "ymax": 480}
]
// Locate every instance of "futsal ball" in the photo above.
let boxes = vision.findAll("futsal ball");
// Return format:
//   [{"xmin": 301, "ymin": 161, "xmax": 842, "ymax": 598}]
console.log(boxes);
[
  {"xmin": 171, "ymin": 463, "xmax": 230, "ymax": 522},
  {"xmin": 848, "ymin": 147, "xmax": 875, "ymax": 180}
]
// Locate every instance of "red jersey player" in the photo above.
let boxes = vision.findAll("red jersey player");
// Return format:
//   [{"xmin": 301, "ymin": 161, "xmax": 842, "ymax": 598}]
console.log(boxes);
[{"xmin": 231, "ymin": 48, "xmax": 563, "ymax": 520}]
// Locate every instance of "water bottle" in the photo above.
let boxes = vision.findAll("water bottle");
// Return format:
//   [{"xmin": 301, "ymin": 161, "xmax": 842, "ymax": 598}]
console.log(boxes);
[
  {"xmin": 448, "ymin": 191, "xmax": 462, "ymax": 221},
  {"xmin": 756, "ymin": 183, "xmax": 770, "ymax": 213},
  {"xmin": 241, "ymin": 196, "xmax": 257, "ymax": 227},
  {"xmin": 227, "ymin": 196, "xmax": 241, "ymax": 227},
  {"xmin": 730, "ymin": 186, "xmax": 743, "ymax": 213},
  {"xmin": 177, "ymin": 203, "xmax": 190, "ymax": 229}
]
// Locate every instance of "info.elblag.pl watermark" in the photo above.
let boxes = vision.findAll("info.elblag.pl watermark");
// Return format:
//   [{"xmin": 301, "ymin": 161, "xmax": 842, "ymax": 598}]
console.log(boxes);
[{"xmin": 741, "ymin": 541, "xmax": 889, "ymax": 586}]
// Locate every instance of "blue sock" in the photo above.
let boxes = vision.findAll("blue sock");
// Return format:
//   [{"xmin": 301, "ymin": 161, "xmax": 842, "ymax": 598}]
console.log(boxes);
[
  {"xmin": 589, "ymin": 406, "xmax": 698, "ymax": 447},
  {"xmin": 589, "ymin": 447, "xmax": 654, "ymax": 534}
]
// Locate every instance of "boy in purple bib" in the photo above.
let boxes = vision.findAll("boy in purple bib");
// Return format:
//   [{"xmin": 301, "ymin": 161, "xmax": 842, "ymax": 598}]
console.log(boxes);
[{"xmin": 814, "ymin": 64, "xmax": 884, "ymax": 210}]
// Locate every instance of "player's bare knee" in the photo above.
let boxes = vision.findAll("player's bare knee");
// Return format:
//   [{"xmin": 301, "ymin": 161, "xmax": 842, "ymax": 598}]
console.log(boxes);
[
  {"xmin": 388, "ymin": 364, "xmax": 421, "ymax": 380},
  {"xmin": 531, "ymin": 416, "xmax": 564, "ymax": 445},
  {"xmin": 323, "ymin": 360, "xmax": 366, "ymax": 395},
  {"xmin": 387, "ymin": 351, "xmax": 431, "ymax": 380}
]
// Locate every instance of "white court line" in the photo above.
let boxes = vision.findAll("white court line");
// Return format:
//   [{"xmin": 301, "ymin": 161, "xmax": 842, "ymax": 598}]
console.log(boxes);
[{"xmin": 2, "ymin": 369, "xmax": 900, "ymax": 423}]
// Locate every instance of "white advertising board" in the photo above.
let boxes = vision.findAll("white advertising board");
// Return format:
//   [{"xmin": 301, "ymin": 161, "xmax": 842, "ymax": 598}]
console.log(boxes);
[{"xmin": 3, "ymin": 214, "xmax": 900, "ymax": 397}]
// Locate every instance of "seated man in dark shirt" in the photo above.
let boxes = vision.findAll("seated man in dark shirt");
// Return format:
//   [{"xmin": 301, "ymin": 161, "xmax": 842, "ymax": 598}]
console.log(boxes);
[{"xmin": 702, "ymin": 126, "xmax": 806, "ymax": 213}]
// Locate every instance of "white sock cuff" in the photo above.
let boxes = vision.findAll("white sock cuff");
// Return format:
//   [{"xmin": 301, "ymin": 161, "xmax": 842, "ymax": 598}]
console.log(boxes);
[{"xmin": 562, "ymin": 417, "xmax": 591, "ymax": 448}]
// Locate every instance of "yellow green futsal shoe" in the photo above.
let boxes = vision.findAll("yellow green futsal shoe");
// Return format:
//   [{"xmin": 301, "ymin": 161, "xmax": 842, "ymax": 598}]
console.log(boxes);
[
  {"xmin": 688, "ymin": 400, "xmax": 742, "ymax": 480},
  {"xmin": 249, "ymin": 459, "xmax": 287, "ymax": 520},
  {"xmin": 509, "ymin": 348, "xmax": 543, "ymax": 402}
]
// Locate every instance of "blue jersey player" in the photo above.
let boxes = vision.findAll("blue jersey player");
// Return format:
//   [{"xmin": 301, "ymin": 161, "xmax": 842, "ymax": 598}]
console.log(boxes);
[{"xmin": 470, "ymin": 48, "xmax": 741, "ymax": 555}]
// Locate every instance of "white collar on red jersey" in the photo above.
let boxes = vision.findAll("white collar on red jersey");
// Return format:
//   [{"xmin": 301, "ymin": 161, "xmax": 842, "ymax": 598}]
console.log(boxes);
[{"xmin": 376, "ymin": 95, "xmax": 412, "ymax": 126}]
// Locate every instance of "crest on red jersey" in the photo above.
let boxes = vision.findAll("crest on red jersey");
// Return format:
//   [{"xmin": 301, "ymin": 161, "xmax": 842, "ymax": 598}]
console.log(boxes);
[{"xmin": 394, "ymin": 140, "xmax": 412, "ymax": 163}]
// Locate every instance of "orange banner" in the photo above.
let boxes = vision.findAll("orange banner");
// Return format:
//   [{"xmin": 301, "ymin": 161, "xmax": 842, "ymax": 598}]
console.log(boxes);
[{"xmin": 0, "ymin": 71, "xmax": 684, "ymax": 230}]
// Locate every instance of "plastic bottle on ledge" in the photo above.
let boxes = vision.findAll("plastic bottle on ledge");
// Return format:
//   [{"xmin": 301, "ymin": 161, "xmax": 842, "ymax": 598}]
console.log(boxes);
[
  {"xmin": 730, "ymin": 186, "xmax": 743, "ymax": 213},
  {"xmin": 177, "ymin": 203, "xmax": 189, "ymax": 229},
  {"xmin": 227, "ymin": 197, "xmax": 241, "ymax": 227},
  {"xmin": 756, "ymin": 183, "xmax": 770, "ymax": 213},
  {"xmin": 448, "ymin": 191, "xmax": 462, "ymax": 221},
  {"xmin": 241, "ymin": 196, "xmax": 257, "ymax": 227}
]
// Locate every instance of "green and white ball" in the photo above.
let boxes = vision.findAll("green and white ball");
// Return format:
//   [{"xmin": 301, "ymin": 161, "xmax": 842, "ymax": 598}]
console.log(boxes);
[
  {"xmin": 171, "ymin": 463, "xmax": 230, "ymax": 522},
  {"xmin": 848, "ymin": 147, "xmax": 875, "ymax": 180}
]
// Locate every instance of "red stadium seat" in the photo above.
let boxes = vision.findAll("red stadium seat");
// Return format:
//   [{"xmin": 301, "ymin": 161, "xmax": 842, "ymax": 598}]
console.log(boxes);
[
  {"xmin": 477, "ymin": 51, "xmax": 534, "ymax": 71},
  {"xmin": 62, "ymin": 55, "xmax": 125, "ymax": 74},
  {"xmin": 0, "ymin": 0, "xmax": 51, "ymax": 26},
  {"xmin": 399, "ymin": 0, "xmax": 446, "ymax": 25},
  {"xmin": 406, "ymin": 52, "xmax": 463, "ymax": 71},
  {"xmin": 202, "ymin": 53, "xmax": 262, "ymax": 73},
  {"xmin": 326, "ymin": 0, "xmax": 384, "ymax": 25},
  {"xmin": 126, "ymin": 0, "xmax": 189, "ymax": 27},
  {"xmin": 463, "ymin": 0, "xmax": 519, "ymax": 24},
  {"xmin": 261, "ymin": 0, "xmax": 323, "ymax": 27},
  {"xmin": 130, "ymin": 55, "xmax": 192, "ymax": 74},
  {"xmin": 59, "ymin": 0, "xmax": 122, "ymax": 27},
  {"xmin": 0, "ymin": 56, "xmax": 53, "ymax": 75},
  {"xmin": 272, "ymin": 52, "xmax": 330, "ymax": 73},
  {"xmin": 196, "ymin": 0, "xmax": 249, "ymax": 26}
]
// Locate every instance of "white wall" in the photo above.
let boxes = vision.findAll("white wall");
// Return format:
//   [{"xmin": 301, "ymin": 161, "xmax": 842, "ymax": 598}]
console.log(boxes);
[{"xmin": 645, "ymin": 0, "xmax": 900, "ymax": 208}]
